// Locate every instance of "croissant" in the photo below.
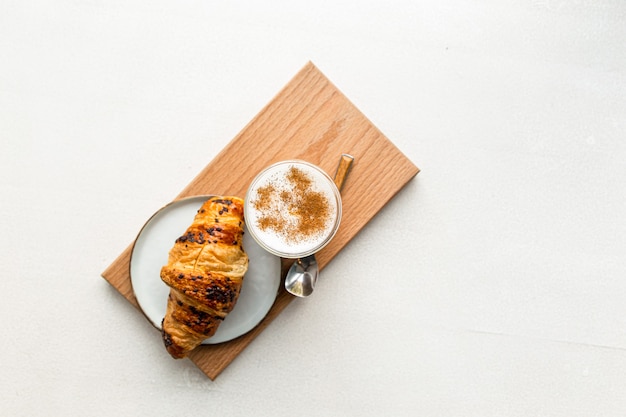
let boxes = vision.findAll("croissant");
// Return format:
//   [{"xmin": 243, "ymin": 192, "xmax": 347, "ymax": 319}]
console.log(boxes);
[{"xmin": 160, "ymin": 196, "xmax": 249, "ymax": 358}]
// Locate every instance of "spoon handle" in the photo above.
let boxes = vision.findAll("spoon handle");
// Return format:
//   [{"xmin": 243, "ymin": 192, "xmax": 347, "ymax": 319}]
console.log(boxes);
[{"xmin": 333, "ymin": 154, "xmax": 354, "ymax": 191}]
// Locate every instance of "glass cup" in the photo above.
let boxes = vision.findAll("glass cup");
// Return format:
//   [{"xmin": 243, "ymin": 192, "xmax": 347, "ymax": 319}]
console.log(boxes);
[{"xmin": 244, "ymin": 160, "xmax": 342, "ymax": 259}]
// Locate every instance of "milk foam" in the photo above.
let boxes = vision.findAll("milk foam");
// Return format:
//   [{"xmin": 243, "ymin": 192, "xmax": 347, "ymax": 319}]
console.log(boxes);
[{"xmin": 245, "ymin": 161, "xmax": 341, "ymax": 257}]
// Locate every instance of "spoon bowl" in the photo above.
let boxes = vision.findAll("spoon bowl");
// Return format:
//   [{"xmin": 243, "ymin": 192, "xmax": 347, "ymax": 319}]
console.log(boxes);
[{"xmin": 284, "ymin": 255, "xmax": 318, "ymax": 297}]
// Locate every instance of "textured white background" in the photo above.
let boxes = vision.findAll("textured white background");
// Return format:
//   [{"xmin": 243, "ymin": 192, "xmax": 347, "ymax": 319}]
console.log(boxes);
[{"xmin": 2, "ymin": 1, "xmax": 626, "ymax": 416}]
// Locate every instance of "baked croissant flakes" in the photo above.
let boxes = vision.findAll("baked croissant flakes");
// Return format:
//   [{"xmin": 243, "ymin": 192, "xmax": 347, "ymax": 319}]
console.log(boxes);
[{"xmin": 160, "ymin": 196, "xmax": 249, "ymax": 358}]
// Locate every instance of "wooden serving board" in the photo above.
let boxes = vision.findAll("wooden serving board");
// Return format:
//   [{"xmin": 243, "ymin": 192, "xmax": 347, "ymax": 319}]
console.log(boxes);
[{"xmin": 101, "ymin": 62, "xmax": 419, "ymax": 380}]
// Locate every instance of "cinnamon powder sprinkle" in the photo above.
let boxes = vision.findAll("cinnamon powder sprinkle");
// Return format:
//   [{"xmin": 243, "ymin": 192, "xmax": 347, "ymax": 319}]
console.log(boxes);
[{"xmin": 252, "ymin": 166, "xmax": 332, "ymax": 243}]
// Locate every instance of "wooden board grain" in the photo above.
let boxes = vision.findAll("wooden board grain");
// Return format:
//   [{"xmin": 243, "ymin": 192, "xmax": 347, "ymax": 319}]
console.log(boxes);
[{"xmin": 102, "ymin": 62, "xmax": 419, "ymax": 379}]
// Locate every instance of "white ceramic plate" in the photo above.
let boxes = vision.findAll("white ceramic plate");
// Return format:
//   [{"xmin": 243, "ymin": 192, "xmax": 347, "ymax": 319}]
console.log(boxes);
[{"xmin": 130, "ymin": 196, "xmax": 281, "ymax": 344}]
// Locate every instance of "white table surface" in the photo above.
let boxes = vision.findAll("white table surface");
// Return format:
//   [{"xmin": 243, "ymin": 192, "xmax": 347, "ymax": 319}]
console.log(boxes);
[{"xmin": 2, "ymin": 1, "xmax": 625, "ymax": 415}]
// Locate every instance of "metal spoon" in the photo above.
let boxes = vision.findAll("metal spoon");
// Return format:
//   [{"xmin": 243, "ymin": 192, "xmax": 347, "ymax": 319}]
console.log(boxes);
[
  {"xmin": 284, "ymin": 255, "xmax": 318, "ymax": 297},
  {"xmin": 285, "ymin": 154, "xmax": 354, "ymax": 297}
]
